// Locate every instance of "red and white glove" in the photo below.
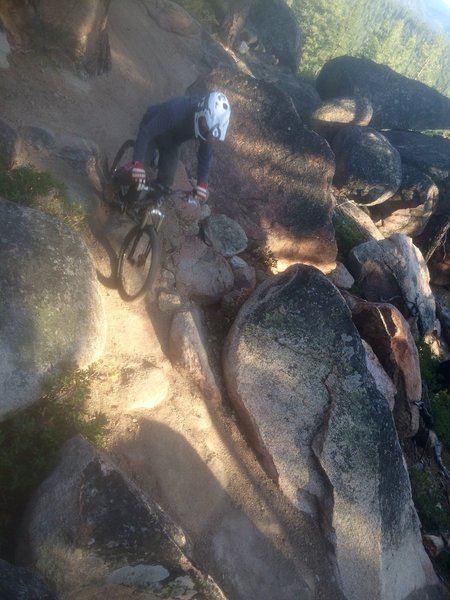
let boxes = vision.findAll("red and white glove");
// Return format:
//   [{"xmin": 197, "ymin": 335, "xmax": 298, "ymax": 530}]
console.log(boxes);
[
  {"xmin": 130, "ymin": 162, "xmax": 146, "ymax": 191},
  {"xmin": 194, "ymin": 182, "xmax": 209, "ymax": 203}
]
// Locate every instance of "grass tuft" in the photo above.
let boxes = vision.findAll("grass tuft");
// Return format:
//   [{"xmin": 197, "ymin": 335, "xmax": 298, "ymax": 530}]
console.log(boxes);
[{"xmin": 0, "ymin": 159, "xmax": 86, "ymax": 231}]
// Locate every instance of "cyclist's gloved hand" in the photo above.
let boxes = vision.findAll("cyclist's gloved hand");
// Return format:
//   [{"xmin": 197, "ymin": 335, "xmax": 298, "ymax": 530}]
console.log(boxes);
[
  {"xmin": 130, "ymin": 162, "xmax": 146, "ymax": 191},
  {"xmin": 193, "ymin": 182, "xmax": 208, "ymax": 203}
]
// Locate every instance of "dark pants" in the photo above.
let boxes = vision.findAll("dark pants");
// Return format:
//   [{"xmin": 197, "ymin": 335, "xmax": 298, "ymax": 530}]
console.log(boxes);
[{"xmin": 152, "ymin": 137, "xmax": 181, "ymax": 188}]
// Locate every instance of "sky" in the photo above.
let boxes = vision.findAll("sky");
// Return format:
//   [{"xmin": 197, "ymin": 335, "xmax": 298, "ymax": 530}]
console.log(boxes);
[{"xmin": 409, "ymin": 0, "xmax": 450, "ymax": 35}]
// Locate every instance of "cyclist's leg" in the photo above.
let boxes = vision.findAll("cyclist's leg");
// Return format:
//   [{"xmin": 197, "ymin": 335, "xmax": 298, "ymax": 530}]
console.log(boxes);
[
  {"xmin": 144, "ymin": 141, "xmax": 159, "ymax": 171},
  {"xmin": 155, "ymin": 141, "xmax": 180, "ymax": 188}
]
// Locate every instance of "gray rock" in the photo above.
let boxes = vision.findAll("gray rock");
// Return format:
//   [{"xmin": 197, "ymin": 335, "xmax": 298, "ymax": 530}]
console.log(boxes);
[
  {"xmin": 327, "ymin": 261, "xmax": 354, "ymax": 289},
  {"xmin": 169, "ymin": 305, "xmax": 222, "ymax": 404},
  {"xmin": 202, "ymin": 214, "xmax": 248, "ymax": 257},
  {"xmin": 19, "ymin": 126, "xmax": 56, "ymax": 152},
  {"xmin": 0, "ymin": 199, "xmax": 106, "ymax": 418},
  {"xmin": 158, "ymin": 289, "xmax": 187, "ymax": 313},
  {"xmin": 171, "ymin": 237, "xmax": 234, "ymax": 305},
  {"xmin": 332, "ymin": 126, "xmax": 402, "ymax": 206},
  {"xmin": 57, "ymin": 134, "xmax": 101, "ymax": 174},
  {"xmin": 107, "ymin": 564, "xmax": 170, "ymax": 586},
  {"xmin": 223, "ymin": 264, "xmax": 443, "ymax": 600},
  {"xmin": 229, "ymin": 256, "xmax": 256, "ymax": 290}
]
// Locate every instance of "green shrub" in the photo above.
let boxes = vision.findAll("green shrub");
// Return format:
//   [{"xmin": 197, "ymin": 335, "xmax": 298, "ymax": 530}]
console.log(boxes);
[
  {"xmin": 332, "ymin": 211, "xmax": 368, "ymax": 262},
  {"xmin": 0, "ymin": 160, "xmax": 59, "ymax": 205},
  {"xmin": 419, "ymin": 129, "xmax": 450, "ymax": 140},
  {"xmin": 245, "ymin": 245, "xmax": 278, "ymax": 275},
  {"xmin": 431, "ymin": 391, "xmax": 450, "ymax": 449},
  {"xmin": 409, "ymin": 464, "xmax": 450, "ymax": 532},
  {"xmin": 0, "ymin": 160, "xmax": 86, "ymax": 231},
  {"xmin": 418, "ymin": 342, "xmax": 450, "ymax": 447},
  {"xmin": 0, "ymin": 362, "xmax": 107, "ymax": 559},
  {"xmin": 418, "ymin": 341, "xmax": 444, "ymax": 394}
]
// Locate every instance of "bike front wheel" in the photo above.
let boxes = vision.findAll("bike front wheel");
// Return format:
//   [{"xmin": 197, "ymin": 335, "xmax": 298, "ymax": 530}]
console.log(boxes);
[{"xmin": 117, "ymin": 225, "xmax": 161, "ymax": 301}]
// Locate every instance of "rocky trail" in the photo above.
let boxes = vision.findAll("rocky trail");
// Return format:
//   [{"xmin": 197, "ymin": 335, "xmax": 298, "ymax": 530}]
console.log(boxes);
[{"xmin": 83, "ymin": 198, "xmax": 344, "ymax": 599}]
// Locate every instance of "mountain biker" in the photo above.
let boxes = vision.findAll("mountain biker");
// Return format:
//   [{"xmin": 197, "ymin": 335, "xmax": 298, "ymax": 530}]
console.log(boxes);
[{"xmin": 112, "ymin": 91, "xmax": 231, "ymax": 206}]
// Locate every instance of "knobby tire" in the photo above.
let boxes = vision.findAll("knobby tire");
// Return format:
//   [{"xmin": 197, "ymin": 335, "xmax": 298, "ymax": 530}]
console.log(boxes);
[{"xmin": 117, "ymin": 225, "xmax": 161, "ymax": 301}]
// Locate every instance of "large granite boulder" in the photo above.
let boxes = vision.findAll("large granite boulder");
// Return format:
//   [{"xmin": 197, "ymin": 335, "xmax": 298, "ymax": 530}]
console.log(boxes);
[
  {"xmin": 309, "ymin": 96, "xmax": 373, "ymax": 139},
  {"xmin": 383, "ymin": 130, "xmax": 450, "ymax": 185},
  {"xmin": 36, "ymin": 0, "xmax": 111, "ymax": 75},
  {"xmin": 0, "ymin": 559, "xmax": 56, "ymax": 600},
  {"xmin": 0, "ymin": 199, "xmax": 106, "ymax": 419},
  {"xmin": 16, "ymin": 436, "xmax": 226, "ymax": 600},
  {"xmin": 369, "ymin": 165, "xmax": 439, "ymax": 237},
  {"xmin": 331, "ymin": 126, "xmax": 402, "ymax": 206},
  {"xmin": 234, "ymin": 52, "xmax": 321, "ymax": 121},
  {"xmin": 223, "ymin": 264, "xmax": 443, "ymax": 600},
  {"xmin": 316, "ymin": 56, "xmax": 450, "ymax": 131},
  {"xmin": 348, "ymin": 234, "xmax": 436, "ymax": 337},
  {"xmin": 0, "ymin": 0, "xmax": 111, "ymax": 75},
  {"xmin": 350, "ymin": 300, "xmax": 422, "ymax": 439},
  {"xmin": 186, "ymin": 67, "xmax": 337, "ymax": 273}
]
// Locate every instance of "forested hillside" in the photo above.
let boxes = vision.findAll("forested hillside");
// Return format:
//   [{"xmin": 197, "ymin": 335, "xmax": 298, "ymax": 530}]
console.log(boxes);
[
  {"xmin": 288, "ymin": 0, "xmax": 450, "ymax": 95},
  {"xmin": 178, "ymin": 0, "xmax": 450, "ymax": 98}
]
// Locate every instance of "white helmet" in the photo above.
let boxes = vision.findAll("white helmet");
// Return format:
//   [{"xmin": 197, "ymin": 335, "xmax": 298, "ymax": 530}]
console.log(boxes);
[{"xmin": 195, "ymin": 91, "xmax": 231, "ymax": 141}]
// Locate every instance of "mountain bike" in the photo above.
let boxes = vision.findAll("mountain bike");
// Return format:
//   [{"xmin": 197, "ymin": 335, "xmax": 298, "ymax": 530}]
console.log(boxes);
[
  {"xmin": 106, "ymin": 140, "xmax": 199, "ymax": 302},
  {"xmin": 106, "ymin": 139, "xmax": 166, "ymax": 302}
]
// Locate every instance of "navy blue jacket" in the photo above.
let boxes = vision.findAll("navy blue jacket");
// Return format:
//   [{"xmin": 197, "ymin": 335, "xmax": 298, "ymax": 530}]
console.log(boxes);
[{"xmin": 133, "ymin": 96, "xmax": 213, "ymax": 184}]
